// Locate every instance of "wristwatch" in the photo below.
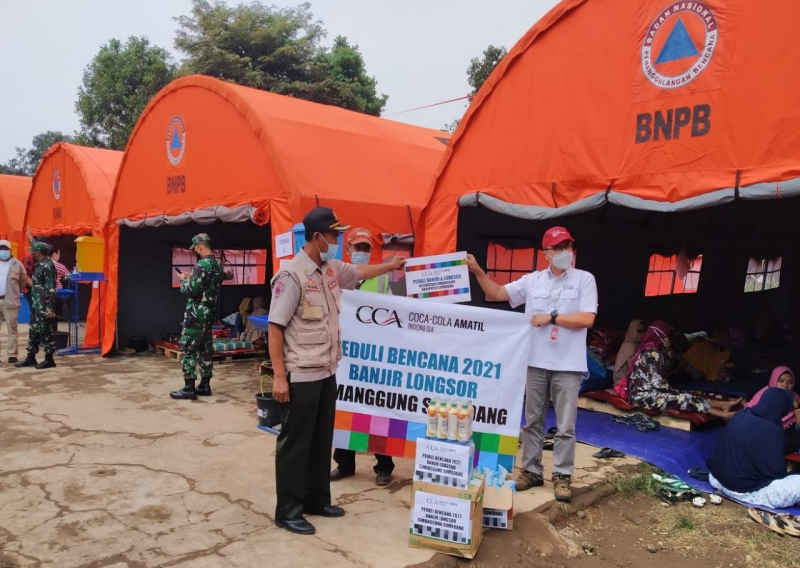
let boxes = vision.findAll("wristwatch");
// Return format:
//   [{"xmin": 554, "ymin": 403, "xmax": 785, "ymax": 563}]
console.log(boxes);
[{"xmin": 550, "ymin": 310, "xmax": 559, "ymax": 325}]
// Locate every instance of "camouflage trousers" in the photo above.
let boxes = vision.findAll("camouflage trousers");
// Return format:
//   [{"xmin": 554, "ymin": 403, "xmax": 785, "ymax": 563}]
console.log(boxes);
[
  {"xmin": 180, "ymin": 328, "xmax": 213, "ymax": 381},
  {"xmin": 27, "ymin": 311, "xmax": 55, "ymax": 358}
]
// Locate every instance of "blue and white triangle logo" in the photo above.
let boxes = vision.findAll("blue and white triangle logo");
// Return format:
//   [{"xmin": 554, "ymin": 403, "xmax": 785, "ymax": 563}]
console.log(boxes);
[{"xmin": 655, "ymin": 18, "xmax": 699, "ymax": 64}]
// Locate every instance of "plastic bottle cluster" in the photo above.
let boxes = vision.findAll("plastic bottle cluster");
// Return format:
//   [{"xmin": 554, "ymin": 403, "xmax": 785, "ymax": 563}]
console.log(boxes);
[{"xmin": 426, "ymin": 399, "xmax": 474, "ymax": 443}]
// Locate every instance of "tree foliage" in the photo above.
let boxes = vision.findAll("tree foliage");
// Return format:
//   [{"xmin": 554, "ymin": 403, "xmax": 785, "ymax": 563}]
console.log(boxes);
[
  {"xmin": 0, "ymin": 131, "xmax": 73, "ymax": 176},
  {"xmin": 467, "ymin": 44, "xmax": 507, "ymax": 98},
  {"xmin": 175, "ymin": 1, "xmax": 387, "ymax": 115},
  {"xmin": 76, "ymin": 36, "xmax": 176, "ymax": 150}
]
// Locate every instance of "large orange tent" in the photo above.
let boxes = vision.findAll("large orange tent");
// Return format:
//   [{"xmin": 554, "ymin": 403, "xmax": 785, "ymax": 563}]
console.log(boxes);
[
  {"xmin": 103, "ymin": 74, "xmax": 449, "ymax": 354},
  {"xmin": 0, "ymin": 174, "xmax": 32, "ymax": 255},
  {"xmin": 26, "ymin": 143, "xmax": 123, "ymax": 348},
  {"xmin": 418, "ymin": 0, "xmax": 800, "ymax": 333}
]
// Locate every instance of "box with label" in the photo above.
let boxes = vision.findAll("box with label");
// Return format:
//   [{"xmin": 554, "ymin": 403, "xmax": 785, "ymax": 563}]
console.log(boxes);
[
  {"xmin": 409, "ymin": 477, "xmax": 484, "ymax": 559},
  {"xmin": 414, "ymin": 438, "xmax": 474, "ymax": 489},
  {"xmin": 482, "ymin": 485, "xmax": 514, "ymax": 530}
]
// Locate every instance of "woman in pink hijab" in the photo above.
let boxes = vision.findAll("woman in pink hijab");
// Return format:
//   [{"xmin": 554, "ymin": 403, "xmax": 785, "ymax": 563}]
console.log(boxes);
[{"xmin": 745, "ymin": 366, "xmax": 800, "ymax": 453}]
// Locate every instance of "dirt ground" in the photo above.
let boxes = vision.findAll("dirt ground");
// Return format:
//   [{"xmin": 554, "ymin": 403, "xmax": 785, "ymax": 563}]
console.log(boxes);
[{"xmin": 1, "ymin": 333, "xmax": 798, "ymax": 567}]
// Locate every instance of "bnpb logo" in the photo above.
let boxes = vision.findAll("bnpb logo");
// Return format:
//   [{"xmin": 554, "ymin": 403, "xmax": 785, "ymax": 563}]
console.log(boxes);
[
  {"xmin": 166, "ymin": 116, "xmax": 187, "ymax": 166},
  {"xmin": 356, "ymin": 306, "xmax": 403, "ymax": 328},
  {"xmin": 641, "ymin": 2, "xmax": 718, "ymax": 89},
  {"xmin": 52, "ymin": 168, "xmax": 62, "ymax": 200}
]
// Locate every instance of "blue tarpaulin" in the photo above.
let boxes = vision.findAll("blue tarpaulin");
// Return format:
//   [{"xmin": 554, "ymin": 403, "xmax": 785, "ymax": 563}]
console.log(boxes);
[{"xmin": 546, "ymin": 408, "xmax": 800, "ymax": 515}]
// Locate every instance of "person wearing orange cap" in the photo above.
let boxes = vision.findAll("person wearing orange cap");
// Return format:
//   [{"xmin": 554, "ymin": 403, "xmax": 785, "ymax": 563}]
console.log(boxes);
[
  {"xmin": 466, "ymin": 226, "xmax": 597, "ymax": 503},
  {"xmin": 330, "ymin": 227, "xmax": 395, "ymax": 486}
]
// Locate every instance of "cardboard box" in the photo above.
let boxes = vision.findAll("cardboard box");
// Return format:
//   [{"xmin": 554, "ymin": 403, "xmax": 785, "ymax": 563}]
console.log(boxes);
[
  {"xmin": 482, "ymin": 485, "xmax": 514, "ymax": 530},
  {"xmin": 413, "ymin": 438, "xmax": 474, "ymax": 489},
  {"xmin": 409, "ymin": 478, "xmax": 484, "ymax": 559}
]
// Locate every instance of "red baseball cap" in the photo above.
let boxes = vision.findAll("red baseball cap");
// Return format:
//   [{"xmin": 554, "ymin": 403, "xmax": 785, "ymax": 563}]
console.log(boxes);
[
  {"xmin": 346, "ymin": 227, "xmax": 373, "ymax": 247},
  {"xmin": 542, "ymin": 226, "xmax": 574, "ymax": 249}
]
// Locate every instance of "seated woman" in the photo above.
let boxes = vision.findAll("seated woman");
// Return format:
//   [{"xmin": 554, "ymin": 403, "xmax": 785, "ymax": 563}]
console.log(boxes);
[
  {"xmin": 707, "ymin": 388, "xmax": 800, "ymax": 509},
  {"xmin": 613, "ymin": 319, "xmax": 646, "ymax": 385},
  {"xmin": 614, "ymin": 321, "xmax": 740, "ymax": 418},
  {"xmin": 745, "ymin": 366, "xmax": 800, "ymax": 453},
  {"xmin": 241, "ymin": 296, "xmax": 268, "ymax": 345}
]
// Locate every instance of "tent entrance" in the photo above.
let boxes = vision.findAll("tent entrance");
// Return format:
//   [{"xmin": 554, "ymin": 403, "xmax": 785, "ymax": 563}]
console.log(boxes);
[
  {"xmin": 457, "ymin": 196, "xmax": 800, "ymax": 347},
  {"xmin": 117, "ymin": 221, "xmax": 270, "ymax": 349}
]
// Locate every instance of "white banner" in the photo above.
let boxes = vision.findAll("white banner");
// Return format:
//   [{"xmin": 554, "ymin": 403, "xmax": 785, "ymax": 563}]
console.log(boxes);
[{"xmin": 335, "ymin": 290, "xmax": 530, "ymax": 438}]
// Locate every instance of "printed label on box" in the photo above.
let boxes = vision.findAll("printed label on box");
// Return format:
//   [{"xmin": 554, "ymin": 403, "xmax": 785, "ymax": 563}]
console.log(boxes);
[
  {"xmin": 483, "ymin": 508, "xmax": 509, "ymax": 529},
  {"xmin": 412, "ymin": 490, "xmax": 472, "ymax": 544},
  {"xmin": 414, "ymin": 438, "xmax": 472, "ymax": 488}
]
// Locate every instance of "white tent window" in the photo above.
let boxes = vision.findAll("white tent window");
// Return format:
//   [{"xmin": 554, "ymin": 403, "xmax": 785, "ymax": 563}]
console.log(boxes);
[{"xmin": 744, "ymin": 257, "xmax": 782, "ymax": 293}]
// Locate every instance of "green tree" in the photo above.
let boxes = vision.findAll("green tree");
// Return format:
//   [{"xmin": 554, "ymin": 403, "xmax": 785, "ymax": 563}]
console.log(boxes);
[
  {"xmin": 443, "ymin": 44, "xmax": 508, "ymax": 133},
  {"xmin": 175, "ymin": 1, "xmax": 387, "ymax": 115},
  {"xmin": 76, "ymin": 36, "xmax": 176, "ymax": 150},
  {"xmin": 467, "ymin": 44, "xmax": 507, "ymax": 97},
  {"xmin": 0, "ymin": 131, "xmax": 73, "ymax": 176}
]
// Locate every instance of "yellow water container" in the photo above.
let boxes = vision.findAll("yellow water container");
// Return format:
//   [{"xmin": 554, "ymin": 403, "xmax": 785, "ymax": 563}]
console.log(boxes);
[{"xmin": 75, "ymin": 236, "xmax": 105, "ymax": 274}]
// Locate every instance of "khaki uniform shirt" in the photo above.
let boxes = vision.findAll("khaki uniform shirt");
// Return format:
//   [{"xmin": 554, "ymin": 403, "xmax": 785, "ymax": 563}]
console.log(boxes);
[{"xmin": 269, "ymin": 249, "xmax": 359, "ymax": 382}]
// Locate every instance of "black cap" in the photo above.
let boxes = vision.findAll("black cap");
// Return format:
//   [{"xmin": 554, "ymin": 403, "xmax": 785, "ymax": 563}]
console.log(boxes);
[{"xmin": 303, "ymin": 207, "xmax": 350, "ymax": 235}]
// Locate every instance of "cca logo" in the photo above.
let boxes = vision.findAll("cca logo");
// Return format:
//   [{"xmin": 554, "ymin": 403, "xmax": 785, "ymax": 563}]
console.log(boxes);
[{"xmin": 356, "ymin": 306, "xmax": 403, "ymax": 328}]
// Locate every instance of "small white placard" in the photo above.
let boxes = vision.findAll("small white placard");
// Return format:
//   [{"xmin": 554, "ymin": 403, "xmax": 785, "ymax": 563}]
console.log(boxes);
[
  {"xmin": 404, "ymin": 251, "xmax": 471, "ymax": 303},
  {"xmin": 412, "ymin": 490, "xmax": 472, "ymax": 544},
  {"xmin": 275, "ymin": 231, "xmax": 293, "ymax": 259},
  {"xmin": 414, "ymin": 438, "xmax": 472, "ymax": 488}
]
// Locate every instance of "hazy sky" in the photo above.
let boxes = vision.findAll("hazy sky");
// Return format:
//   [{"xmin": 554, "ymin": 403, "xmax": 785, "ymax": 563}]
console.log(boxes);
[{"xmin": 0, "ymin": 0, "xmax": 559, "ymax": 164}]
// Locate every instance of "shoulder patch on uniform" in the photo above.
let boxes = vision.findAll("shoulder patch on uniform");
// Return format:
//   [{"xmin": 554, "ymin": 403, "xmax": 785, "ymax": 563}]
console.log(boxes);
[{"xmin": 274, "ymin": 280, "xmax": 285, "ymax": 298}]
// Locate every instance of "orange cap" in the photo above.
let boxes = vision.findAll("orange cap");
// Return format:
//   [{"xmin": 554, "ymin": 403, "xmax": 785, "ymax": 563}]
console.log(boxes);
[{"xmin": 347, "ymin": 227, "xmax": 373, "ymax": 247}]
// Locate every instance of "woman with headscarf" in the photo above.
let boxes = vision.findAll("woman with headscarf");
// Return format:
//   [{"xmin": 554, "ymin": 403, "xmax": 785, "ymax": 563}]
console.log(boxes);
[
  {"xmin": 614, "ymin": 321, "xmax": 739, "ymax": 418},
  {"xmin": 745, "ymin": 366, "xmax": 800, "ymax": 453},
  {"xmin": 708, "ymin": 388, "xmax": 800, "ymax": 510},
  {"xmin": 241, "ymin": 296, "xmax": 268, "ymax": 344},
  {"xmin": 613, "ymin": 319, "xmax": 646, "ymax": 385}
]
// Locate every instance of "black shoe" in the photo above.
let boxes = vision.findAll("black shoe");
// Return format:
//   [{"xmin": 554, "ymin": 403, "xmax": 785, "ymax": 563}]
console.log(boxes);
[
  {"xmin": 305, "ymin": 505, "xmax": 345, "ymax": 518},
  {"xmin": 15, "ymin": 355, "xmax": 37, "ymax": 368},
  {"xmin": 8, "ymin": 357, "xmax": 17, "ymax": 364},
  {"xmin": 170, "ymin": 380, "xmax": 197, "ymax": 400},
  {"xmin": 276, "ymin": 517, "xmax": 316, "ymax": 535},
  {"xmin": 376, "ymin": 471, "xmax": 392, "ymax": 486},
  {"xmin": 36, "ymin": 357, "xmax": 56, "ymax": 370},
  {"xmin": 196, "ymin": 380, "xmax": 212, "ymax": 396},
  {"xmin": 330, "ymin": 468, "xmax": 355, "ymax": 481}
]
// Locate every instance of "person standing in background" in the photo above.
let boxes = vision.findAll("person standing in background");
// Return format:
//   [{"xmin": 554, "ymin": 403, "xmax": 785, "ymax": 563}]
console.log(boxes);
[{"xmin": 0, "ymin": 240, "xmax": 29, "ymax": 363}]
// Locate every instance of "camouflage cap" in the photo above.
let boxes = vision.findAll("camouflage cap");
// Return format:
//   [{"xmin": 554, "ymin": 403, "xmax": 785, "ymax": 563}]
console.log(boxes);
[
  {"xmin": 30, "ymin": 241, "xmax": 51, "ymax": 254},
  {"xmin": 190, "ymin": 233, "xmax": 211, "ymax": 249}
]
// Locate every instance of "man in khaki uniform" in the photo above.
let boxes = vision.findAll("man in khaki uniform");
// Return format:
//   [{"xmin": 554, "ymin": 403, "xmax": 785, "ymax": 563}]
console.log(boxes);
[
  {"xmin": 268, "ymin": 207, "xmax": 404, "ymax": 535},
  {"xmin": 0, "ymin": 240, "xmax": 29, "ymax": 363}
]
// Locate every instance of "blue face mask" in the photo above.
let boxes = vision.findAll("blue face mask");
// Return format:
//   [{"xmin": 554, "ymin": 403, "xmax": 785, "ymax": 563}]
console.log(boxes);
[
  {"xmin": 350, "ymin": 251, "xmax": 370, "ymax": 265},
  {"xmin": 320, "ymin": 241, "xmax": 339, "ymax": 263},
  {"xmin": 0, "ymin": 250, "xmax": 10, "ymax": 261}
]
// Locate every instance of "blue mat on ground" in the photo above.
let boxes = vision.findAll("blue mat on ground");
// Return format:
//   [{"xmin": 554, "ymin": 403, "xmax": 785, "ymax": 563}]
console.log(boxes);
[
  {"xmin": 545, "ymin": 408, "xmax": 800, "ymax": 515},
  {"xmin": 676, "ymin": 379, "xmax": 760, "ymax": 399}
]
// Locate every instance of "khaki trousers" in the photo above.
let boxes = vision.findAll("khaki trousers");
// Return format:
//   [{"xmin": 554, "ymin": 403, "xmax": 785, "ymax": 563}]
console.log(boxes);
[{"xmin": 0, "ymin": 298, "xmax": 19, "ymax": 357}]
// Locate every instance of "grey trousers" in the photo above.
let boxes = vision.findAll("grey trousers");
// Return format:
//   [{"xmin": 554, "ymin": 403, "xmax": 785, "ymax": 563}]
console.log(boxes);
[{"xmin": 521, "ymin": 366, "xmax": 583, "ymax": 477}]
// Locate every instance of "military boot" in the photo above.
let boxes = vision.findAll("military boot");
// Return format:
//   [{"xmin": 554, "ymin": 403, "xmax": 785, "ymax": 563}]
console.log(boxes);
[
  {"xmin": 196, "ymin": 377, "xmax": 212, "ymax": 396},
  {"xmin": 35, "ymin": 355, "xmax": 57, "ymax": 370},
  {"xmin": 170, "ymin": 379, "xmax": 197, "ymax": 400},
  {"xmin": 14, "ymin": 354, "xmax": 38, "ymax": 368}
]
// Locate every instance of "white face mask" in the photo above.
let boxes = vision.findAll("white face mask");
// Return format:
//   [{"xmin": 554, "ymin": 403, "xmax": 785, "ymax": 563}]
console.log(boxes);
[{"xmin": 551, "ymin": 249, "xmax": 573, "ymax": 270}]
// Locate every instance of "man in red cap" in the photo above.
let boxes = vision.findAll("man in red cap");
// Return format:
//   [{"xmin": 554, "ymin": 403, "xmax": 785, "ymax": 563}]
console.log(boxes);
[
  {"xmin": 330, "ymin": 227, "xmax": 395, "ymax": 486},
  {"xmin": 466, "ymin": 226, "xmax": 597, "ymax": 503}
]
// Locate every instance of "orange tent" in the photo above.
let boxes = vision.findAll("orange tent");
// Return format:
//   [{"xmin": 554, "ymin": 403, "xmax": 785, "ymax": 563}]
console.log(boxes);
[
  {"xmin": 418, "ymin": 0, "xmax": 800, "ymax": 257},
  {"xmin": 26, "ymin": 143, "xmax": 123, "ymax": 349},
  {"xmin": 0, "ymin": 174, "xmax": 32, "ymax": 255},
  {"xmin": 103, "ymin": 74, "xmax": 449, "ymax": 354}
]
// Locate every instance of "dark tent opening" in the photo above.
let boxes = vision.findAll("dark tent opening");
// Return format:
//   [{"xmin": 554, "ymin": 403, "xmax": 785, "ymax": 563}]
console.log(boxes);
[
  {"xmin": 117, "ymin": 222, "xmax": 271, "ymax": 349},
  {"xmin": 459, "ymin": 196, "xmax": 800, "ymax": 382}
]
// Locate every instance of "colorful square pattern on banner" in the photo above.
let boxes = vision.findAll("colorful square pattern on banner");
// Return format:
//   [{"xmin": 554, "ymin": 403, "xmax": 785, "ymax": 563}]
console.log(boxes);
[{"xmin": 333, "ymin": 410, "xmax": 518, "ymax": 471}]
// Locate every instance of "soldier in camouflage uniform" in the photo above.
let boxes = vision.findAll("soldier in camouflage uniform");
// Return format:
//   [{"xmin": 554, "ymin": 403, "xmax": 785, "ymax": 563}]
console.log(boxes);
[
  {"xmin": 16, "ymin": 241, "xmax": 57, "ymax": 369},
  {"xmin": 170, "ymin": 233, "xmax": 224, "ymax": 400}
]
